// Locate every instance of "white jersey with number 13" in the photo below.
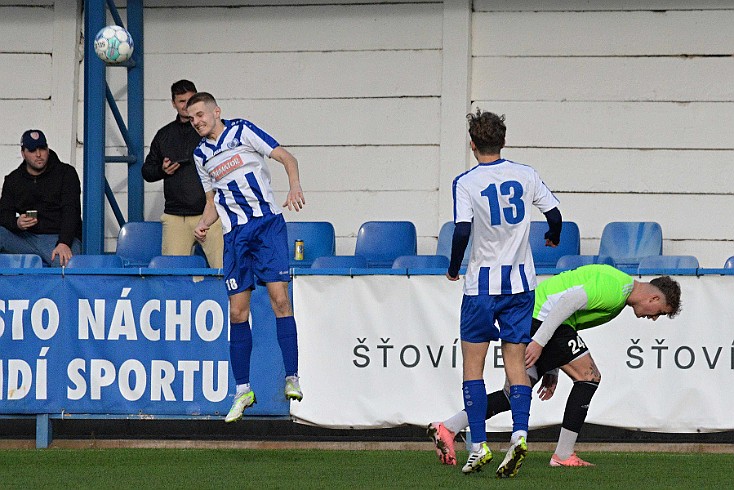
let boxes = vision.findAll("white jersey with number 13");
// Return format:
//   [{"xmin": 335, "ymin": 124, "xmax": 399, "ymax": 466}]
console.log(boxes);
[{"xmin": 453, "ymin": 158, "xmax": 559, "ymax": 296}]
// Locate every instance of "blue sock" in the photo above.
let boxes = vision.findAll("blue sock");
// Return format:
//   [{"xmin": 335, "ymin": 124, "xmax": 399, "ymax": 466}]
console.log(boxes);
[
  {"xmin": 463, "ymin": 379, "xmax": 488, "ymax": 445},
  {"xmin": 509, "ymin": 384, "xmax": 532, "ymax": 433},
  {"xmin": 229, "ymin": 321, "xmax": 252, "ymax": 385},
  {"xmin": 276, "ymin": 316, "xmax": 299, "ymax": 377}
]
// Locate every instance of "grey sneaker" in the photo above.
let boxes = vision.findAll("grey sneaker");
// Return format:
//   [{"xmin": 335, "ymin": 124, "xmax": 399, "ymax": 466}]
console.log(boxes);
[
  {"xmin": 285, "ymin": 375, "xmax": 303, "ymax": 401},
  {"xmin": 224, "ymin": 390, "xmax": 256, "ymax": 423}
]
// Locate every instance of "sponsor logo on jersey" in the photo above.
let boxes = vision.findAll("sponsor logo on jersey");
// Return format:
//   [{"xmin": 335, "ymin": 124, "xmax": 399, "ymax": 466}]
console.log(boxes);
[{"xmin": 210, "ymin": 154, "xmax": 245, "ymax": 181}]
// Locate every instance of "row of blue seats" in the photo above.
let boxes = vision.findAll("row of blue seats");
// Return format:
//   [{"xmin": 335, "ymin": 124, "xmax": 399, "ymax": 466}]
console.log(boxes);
[
  {"xmin": 85, "ymin": 219, "xmax": 677, "ymax": 270},
  {"xmin": 0, "ymin": 220, "xmax": 712, "ymax": 270},
  {"xmin": 0, "ymin": 253, "xmax": 208, "ymax": 269},
  {"xmin": 0, "ymin": 222, "xmax": 212, "ymax": 269},
  {"xmin": 109, "ymin": 220, "xmax": 708, "ymax": 270},
  {"xmin": 553, "ymin": 254, "xmax": 702, "ymax": 272},
  {"xmin": 305, "ymin": 253, "xmax": 709, "ymax": 272},
  {"xmin": 308, "ymin": 254, "xmax": 448, "ymax": 270},
  {"xmin": 286, "ymin": 220, "xmax": 722, "ymax": 272},
  {"xmin": 0, "ymin": 250, "xmax": 716, "ymax": 272},
  {"xmin": 285, "ymin": 220, "xmax": 669, "ymax": 270}
]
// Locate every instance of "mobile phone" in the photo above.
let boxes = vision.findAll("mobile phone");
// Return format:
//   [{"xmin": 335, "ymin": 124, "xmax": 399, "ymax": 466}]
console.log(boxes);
[
  {"xmin": 177, "ymin": 158, "xmax": 191, "ymax": 165},
  {"xmin": 26, "ymin": 210, "xmax": 38, "ymax": 219}
]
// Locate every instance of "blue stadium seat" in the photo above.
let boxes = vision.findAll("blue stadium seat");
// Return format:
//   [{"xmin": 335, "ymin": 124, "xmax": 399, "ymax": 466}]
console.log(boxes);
[
  {"xmin": 530, "ymin": 221, "xmax": 580, "ymax": 268},
  {"xmin": 392, "ymin": 255, "xmax": 450, "ymax": 269},
  {"xmin": 355, "ymin": 221, "xmax": 417, "ymax": 268},
  {"xmin": 0, "ymin": 254, "xmax": 43, "ymax": 268},
  {"xmin": 556, "ymin": 254, "xmax": 616, "ymax": 271},
  {"xmin": 286, "ymin": 221, "xmax": 336, "ymax": 267},
  {"xmin": 116, "ymin": 221, "xmax": 162, "ymax": 267},
  {"xmin": 311, "ymin": 255, "xmax": 368, "ymax": 269},
  {"xmin": 598, "ymin": 221, "xmax": 663, "ymax": 269},
  {"xmin": 637, "ymin": 255, "xmax": 699, "ymax": 272},
  {"xmin": 67, "ymin": 254, "xmax": 124, "ymax": 268},
  {"xmin": 436, "ymin": 221, "xmax": 470, "ymax": 267},
  {"xmin": 725, "ymin": 256, "xmax": 734, "ymax": 269},
  {"xmin": 148, "ymin": 255, "xmax": 209, "ymax": 268}
]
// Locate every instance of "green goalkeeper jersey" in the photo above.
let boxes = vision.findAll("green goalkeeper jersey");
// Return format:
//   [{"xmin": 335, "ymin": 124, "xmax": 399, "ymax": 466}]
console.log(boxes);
[{"xmin": 533, "ymin": 264, "xmax": 634, "ymax": 331}]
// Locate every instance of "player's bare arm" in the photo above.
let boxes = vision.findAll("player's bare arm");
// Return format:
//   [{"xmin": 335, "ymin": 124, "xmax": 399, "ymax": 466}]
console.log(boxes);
[
  {"xmin": 525, "ymin": 340, "xmax": 544, "ymax": 369},
  {"xmin": 270, "ymin": 146, "xmax": 305, "ymax": 212},
  {"xmin": 194, "ymin": 191, "xmax": 219, "ymax": 242}
]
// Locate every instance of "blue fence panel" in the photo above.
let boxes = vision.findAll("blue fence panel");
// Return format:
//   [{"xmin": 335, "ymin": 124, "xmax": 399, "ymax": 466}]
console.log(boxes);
[{"xmin": 0, "ymin": 272, "xmax": 288, "ymax": 418}]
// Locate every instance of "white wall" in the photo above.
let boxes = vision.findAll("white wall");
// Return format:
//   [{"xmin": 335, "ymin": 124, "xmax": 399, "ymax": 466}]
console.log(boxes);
[
  {"xmin": 98, "ymin": 0, "xmax": 446, "ymax": 252},
  {"xmin": 0, "ymin": 0, "xmax": 80, "ymax": 174},
  {"xmin": 472, "ymin": 1, "xmax": 734, "ymax": 265},
  {"xmin": 1, "ymin": 1, "xmax": 733, "ymax": 266}
]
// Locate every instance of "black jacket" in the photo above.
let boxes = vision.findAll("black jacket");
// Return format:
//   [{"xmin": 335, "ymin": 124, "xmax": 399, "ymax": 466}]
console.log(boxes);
[
  {"xmin": 0, "ymin": 149, "xmax": 82, "ymax": 247},
  {"xmin": 142, "ymin": 118, "xmax": 206, "ymax": 216}
]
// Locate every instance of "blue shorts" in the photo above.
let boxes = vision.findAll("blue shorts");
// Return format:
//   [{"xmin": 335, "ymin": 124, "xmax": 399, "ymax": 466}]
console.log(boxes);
[
  {"xmin": 459, "ymin": 291, "xmax": 534, "ymax": 344},
  {"xmin": 223, "ymin": 213, "xmax": 290, "ymax": 296}
]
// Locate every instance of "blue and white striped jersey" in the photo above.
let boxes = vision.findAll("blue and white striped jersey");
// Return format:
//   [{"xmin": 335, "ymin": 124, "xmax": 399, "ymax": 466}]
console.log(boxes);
[
  {"xmin": 193, "ymin": 119, "xmax": 281, "ymax": 234},
  {"xmin": 453, "ymin": 158, "xmax": 559, "ymax": 296}
]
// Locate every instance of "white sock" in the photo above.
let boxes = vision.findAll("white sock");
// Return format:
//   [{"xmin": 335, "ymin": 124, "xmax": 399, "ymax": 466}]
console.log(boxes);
[
  {"xmin": 555, "ymin": 428, "xmax": 578, "ymax": 460},
  {"xmin": 471, "ymin": 442, "xmax": 483, "ymax": 452},
  {"xmin": 444, "ymin": 411, "xmax": 469, "ymax": 434},
  {"xmin": 236, "ymin": 383, "xmax": 251, "ymax": 396},
  {"xmin": 511, "ymin": 430, "xmax": 527, "ymax": 445}
]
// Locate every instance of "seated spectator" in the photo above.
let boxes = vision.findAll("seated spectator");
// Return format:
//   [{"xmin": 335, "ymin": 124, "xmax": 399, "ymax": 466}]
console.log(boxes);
[{"xmin": 0, "ymin": 130, "xmax": 82, "ymax": 266}]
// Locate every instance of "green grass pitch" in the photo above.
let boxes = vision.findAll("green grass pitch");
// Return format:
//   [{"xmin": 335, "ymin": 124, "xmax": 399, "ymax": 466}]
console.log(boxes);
[{"xmin": 1, "ymin": 448, "xmax": 731, "ymax": 489}]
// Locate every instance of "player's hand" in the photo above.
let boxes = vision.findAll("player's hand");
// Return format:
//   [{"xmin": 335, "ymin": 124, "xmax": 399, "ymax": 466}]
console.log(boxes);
[
  {"xmin": 51, "ymin": 243, "xmax": 73, "ymax": 267},
  {"xmin": 17, "ymin": 214, "xmax": 38, "ymax": 231},
  {"xmin": 545, "ymin": 238, "xmax": 558, "ymax": 248},
  {"xmin": 537, "ymin": 372, "xmax": 558, "ymax": 401},
  {"xmin": 283, "ymin": 183, "xmax": 305, "ymax": 212},
  {"xmin": 525, "ymin": 340, "xmax": 543, "ymax": 369},
  {"xmin": 162, "ymin": 157, "xmax": 180, "ymax": 175},
  {"xmin": 194, "ymin": 224, "xmax": 209, "ymax": 242},
  {"xmin": 446, "ymin": 271, "xmax": 460, "ymax": 281}
]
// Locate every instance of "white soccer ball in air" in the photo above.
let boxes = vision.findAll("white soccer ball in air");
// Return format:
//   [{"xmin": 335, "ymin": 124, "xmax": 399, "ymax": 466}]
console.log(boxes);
[{"xmin": 93, "ymin": 25, "xmax": 134, "ymax": 64}]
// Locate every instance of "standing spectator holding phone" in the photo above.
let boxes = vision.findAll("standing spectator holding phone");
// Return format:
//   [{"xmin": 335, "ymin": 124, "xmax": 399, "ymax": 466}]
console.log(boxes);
[
  {"xmin": 143, "ymin": 79, "xmax": 223, "ymax": 267},
  {"xmin": 0, "ymin": 129, "xmax": 82, "ymax": 267}
]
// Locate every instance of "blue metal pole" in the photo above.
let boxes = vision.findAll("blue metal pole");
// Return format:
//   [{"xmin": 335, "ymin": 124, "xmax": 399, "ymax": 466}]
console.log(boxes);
[
  {"xmin": 126, "ymin": 0, "xmax": 144, "ymax": 222},
  {"xmin": 83, "ymin": 0, "xmax": 107, "ymax": 254},
  {"xmin": 105, "ymin": 180, "xmax": 127, "ymax": 227},
  {"xmin": 36, "ymin": 414, "xmax": 52, "ymax": 449},
  {"xmin": 105, "ymin": 0, "xmax": 124, "ymax": 27},
  {"xmin": 105, "ymin": 83, "xmax": 131, "ymax": 147}
]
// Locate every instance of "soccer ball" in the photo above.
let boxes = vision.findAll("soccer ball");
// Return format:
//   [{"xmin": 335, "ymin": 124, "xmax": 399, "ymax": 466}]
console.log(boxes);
[{"xmin": 93, "ymin": 25, "xmax": 134, "ymax": 63}]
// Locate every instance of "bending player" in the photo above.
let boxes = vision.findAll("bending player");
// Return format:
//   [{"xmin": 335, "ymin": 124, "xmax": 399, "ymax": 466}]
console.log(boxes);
[{"xmin": 428, "ymin": 264, "xmax": 681, "ymax": 467}]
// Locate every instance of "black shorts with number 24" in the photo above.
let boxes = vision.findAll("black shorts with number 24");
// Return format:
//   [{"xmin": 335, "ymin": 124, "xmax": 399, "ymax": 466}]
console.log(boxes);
[{"xmin": 530, "ymin": 318, "xmax": 590, "ymax": 377}]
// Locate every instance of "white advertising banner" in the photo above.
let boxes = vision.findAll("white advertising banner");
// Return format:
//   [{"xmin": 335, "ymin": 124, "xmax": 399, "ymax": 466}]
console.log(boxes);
[{"xmin": 291, "ymin": 274, "xmax": 733, "ymax": 433}]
